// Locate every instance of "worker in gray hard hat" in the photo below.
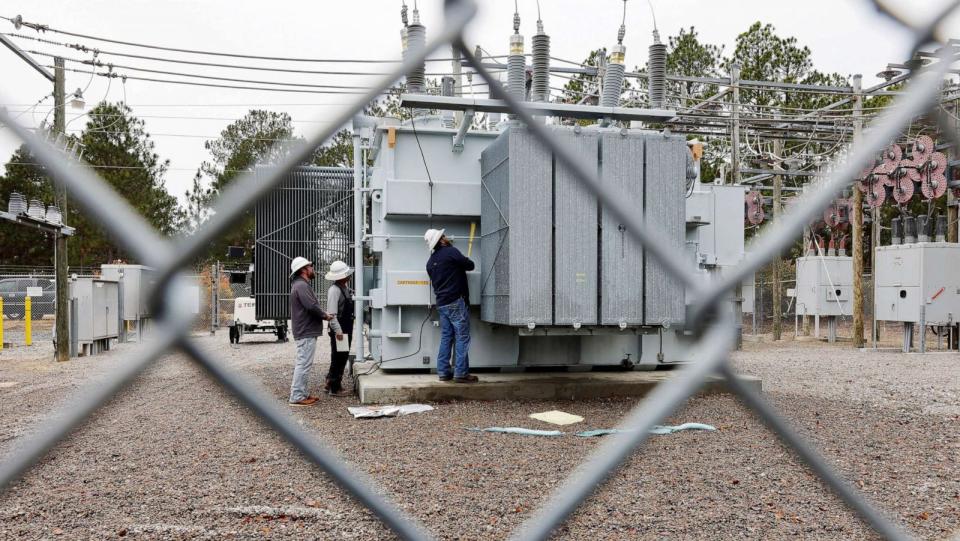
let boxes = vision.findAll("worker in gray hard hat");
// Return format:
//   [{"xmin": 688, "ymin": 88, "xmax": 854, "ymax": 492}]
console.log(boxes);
[
  {"xmin": 424, "ymin": 228, "xmax": 478, "ymax": 383},
  {"xmin": 288, "ymin": 256, "xmax": 334, "ymax": 406},
  {"xmin": 323, "ymin": 260, "xmax": 355, "ymax": 397}
]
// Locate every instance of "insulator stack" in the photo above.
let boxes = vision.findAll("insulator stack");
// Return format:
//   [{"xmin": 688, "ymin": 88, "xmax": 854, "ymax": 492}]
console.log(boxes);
[
  {"xmin": 45, "ymin": 205, "xmax": 62, "ymax": 225},
  {"xmin": 27, "ymin": 199, "xmax": 45, "ymax": 220},
  {"xmin": 403, "ymin": 14, "xmax": 427, "ymax": 95},
  {"xmin": 917, "ymin": 215, "xmax": 931, "ymax": 242},
  {"xmin": 508, "ymin": 34, "xmax": 526, "ymax": 104},
  {"xmin": 891, "ymin": 217, "xmax": 902, "ymax": 245},
  {"xmin": 904, "ymin": 215, "xmax": 917, "ymax": 244},
  {"xmin": 7, "ymin": 192, "xmax": 26, "ymax": 214},
  {"xmin": 531, "ymin": 21, "xmax": 551, "ymax": 102},
  {"xmin": 936, "ymin": 214, "xmax": 947, "ymax": 242},
  {"xmin": 648, "ymin": 30, "xmax": 667, "ymax": 108},
  {"xmin": 601, "ymin": 45, "xmax": 626, "ymax": 108}
]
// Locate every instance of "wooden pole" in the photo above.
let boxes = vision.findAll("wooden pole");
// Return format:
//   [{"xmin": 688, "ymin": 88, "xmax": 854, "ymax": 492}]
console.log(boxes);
[
  {"xmin": 53, "ymin": 57, "xmax": 69, "ymax": 361},
  {"xmin": 851, "ymin": 75, "xmax": 865, "ymax": 348}
]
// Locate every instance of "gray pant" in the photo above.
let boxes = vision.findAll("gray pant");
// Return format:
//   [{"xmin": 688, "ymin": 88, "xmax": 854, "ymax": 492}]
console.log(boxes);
[{"xmin": 289, "ymin": 337, "xmax": 317, "ymax": 403}]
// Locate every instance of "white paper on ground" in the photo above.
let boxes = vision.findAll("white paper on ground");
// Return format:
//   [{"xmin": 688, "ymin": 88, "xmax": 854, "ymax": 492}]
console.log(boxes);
[
  {"xmin": 529, "ymin": 410, "xmax": 584, "ymax": 426},
  {"xmin": 347, "ymin": 404, "xmax": 435, "ymax": 419},
  {"xmin": 335, "ymin": 335, "xmax": 349, "ymax": 353}
]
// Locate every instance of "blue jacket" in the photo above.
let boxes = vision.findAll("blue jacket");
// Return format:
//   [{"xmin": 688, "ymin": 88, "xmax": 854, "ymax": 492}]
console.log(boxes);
[{"xmin": 426, "ymin": 244, "xmax": 475, "ymax": 307}]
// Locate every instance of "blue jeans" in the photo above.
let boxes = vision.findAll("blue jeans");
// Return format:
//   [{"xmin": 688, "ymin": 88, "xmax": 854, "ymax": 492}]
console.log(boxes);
[
  {"xmin": 437, "ymin": 298, "xmax": 471, "ymax": 378},
  {"xmin": 289, "ymin": 337, "xmax": 317, "ymax": 402}
]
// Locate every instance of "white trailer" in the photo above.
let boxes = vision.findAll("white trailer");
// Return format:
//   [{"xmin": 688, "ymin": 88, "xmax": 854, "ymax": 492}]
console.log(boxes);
[{"xmin": 228, "ymin": 297, "xmax": 288, "ymax": 343}]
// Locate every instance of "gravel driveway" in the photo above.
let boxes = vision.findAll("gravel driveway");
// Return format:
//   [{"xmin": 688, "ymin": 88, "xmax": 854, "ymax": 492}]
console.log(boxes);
[{"xmin": 0, "ymin": 334, "xmax": 956, "ymax": 540}]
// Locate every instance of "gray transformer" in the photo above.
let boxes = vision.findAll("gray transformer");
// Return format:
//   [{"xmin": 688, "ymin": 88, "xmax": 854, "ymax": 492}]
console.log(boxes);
[
  {"xmin": 365, "ymin": 118, "xmax": 688, "ymax": 370},
  {"xmin": 479, "ymin": 126, "xmax": 685, "ymax": 329}
]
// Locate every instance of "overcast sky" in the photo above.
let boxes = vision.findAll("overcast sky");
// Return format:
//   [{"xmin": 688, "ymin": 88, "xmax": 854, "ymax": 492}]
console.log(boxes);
[{"xmin": 0, "ymin": 0, "xmax": 955, "ymax": 205}]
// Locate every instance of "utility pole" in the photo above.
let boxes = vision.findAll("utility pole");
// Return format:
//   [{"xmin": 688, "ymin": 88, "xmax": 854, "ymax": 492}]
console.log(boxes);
[
  {"xmin": 730, "ymin": 63, "xmax": 741, "ymax": 185},
  {"xmin": 53, "ymin": 57, "xmax": 69, "ymax": 362},
  {"xmin": 851, "ymin": 74, "xmax": 865, "ymax": 349},
  {"xmin": 0, "ymin": 32, "xmax": 69, "ymax": 361},
  {"xmin": 772, "ymin": 128, "xmax": 783, "ymax": 341}
]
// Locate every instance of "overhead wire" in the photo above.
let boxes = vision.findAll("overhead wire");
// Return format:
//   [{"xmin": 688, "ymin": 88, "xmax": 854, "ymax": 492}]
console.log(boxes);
[
  {"xmin": 49, "ymin": 65, "xmax": 388, "ymax": 95},
  {"xmin": 3, "ymin": 32, "xmax": 494, "ymax": 78},
  {"xmin": 29, "ymin": 50, "xmax": 374, "ymax": 90},
  {"xmin": 1, "ymin": 14, "xmax": 404, "ymax": 63}
]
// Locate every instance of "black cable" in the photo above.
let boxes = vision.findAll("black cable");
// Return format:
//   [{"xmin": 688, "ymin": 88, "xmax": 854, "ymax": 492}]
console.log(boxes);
[
  {"xmin": 409, "ymin": 114, "xmax": 435, "ymax": 227},
  {"xmin": 352, "ymin": 307, "xmax": 434, "ymax": 382}
]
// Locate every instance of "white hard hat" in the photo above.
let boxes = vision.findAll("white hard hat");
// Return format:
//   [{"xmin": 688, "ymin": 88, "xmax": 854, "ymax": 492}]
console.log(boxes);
[
  {"xmin": 289, "ymin": 256, "xmax": 313, "ymax": 278},
  {"xmin": 325, "ymin": 260, "xmax": 353, "ymax": 281},
  {"xmin": 424, "ymin": 228, "xmax": 445, "ymax": 251}
]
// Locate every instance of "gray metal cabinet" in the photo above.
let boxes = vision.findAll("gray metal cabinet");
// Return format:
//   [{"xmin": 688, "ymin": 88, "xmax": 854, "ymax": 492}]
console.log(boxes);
[{"xmin": 875, "ymin": 243, "xmax": 960, "ymax": 325}]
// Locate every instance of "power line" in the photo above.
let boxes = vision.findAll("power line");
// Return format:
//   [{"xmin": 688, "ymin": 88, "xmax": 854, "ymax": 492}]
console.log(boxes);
[
  {"xmin": 6, "ymin": 111, "xmax": 340, "ymax": 124},
  {"xmin": 29, "ymin": 51, "xmax": 375, "ymax": 90},
  {"xmin": 48, "ymin": 65, "xmax": 385, "ymax": 95},
  {"xmin": 46, "ymin": 65, "xmax": 490, "ymax": 96},
  {"xmin": 1, "ymin": 14, "xmax": 487, "ymax": 65},
  {"xmin": 4, "ymin": 32, "xmax": 497, "ymax": 77},
  {"xmin": 1, "ymin": 14, "xmax": 404, "ymax": 63},
  {"xmin": 2, "ymin": 102, "xmax": 364, "ymax": 107},
  {"xmin": 61, "ymin": 128, "xmax": 317, "ymax": 142},
  {"xmin": 2, "ymin": 161, "xmax": 301, "ymax": 174}
]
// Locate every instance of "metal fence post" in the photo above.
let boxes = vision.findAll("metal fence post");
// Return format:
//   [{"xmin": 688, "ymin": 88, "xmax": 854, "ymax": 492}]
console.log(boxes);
[
  {"xmin": 117, "ymin": 279, "xmax": 126, "ymax": 344},
  {"xmin": 69, "ymin": 298, "xmax": 78, "ymax": 358},
  {"xmin": 210, "ymin": 261, "xmax": 219, "ymax": 335},
  {"xmin": 352, "ymin": 124, "xmax": 365, "ymax": 365}
]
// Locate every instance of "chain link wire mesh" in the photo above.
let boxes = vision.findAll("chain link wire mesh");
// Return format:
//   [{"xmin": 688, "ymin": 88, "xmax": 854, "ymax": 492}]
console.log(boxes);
[
  {"xmin": 0, "ymin": 274, "xmax": 55, "ymax": 349},
  {"xmin": 1, "ymin": 1, "xmax": 958, "ymax": 539}
]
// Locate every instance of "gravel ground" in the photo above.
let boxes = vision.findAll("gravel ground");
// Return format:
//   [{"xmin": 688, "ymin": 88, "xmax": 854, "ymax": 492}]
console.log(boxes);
[{"xmin": 0, "ymin": 334, "xmax": 957, "ymax": 540}]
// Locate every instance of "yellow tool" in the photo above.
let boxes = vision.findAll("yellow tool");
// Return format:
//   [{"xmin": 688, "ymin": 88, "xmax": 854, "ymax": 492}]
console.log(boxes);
[
  {"xmin": 25, "ymin": 296, "xmax": 31, "ymax": 346},
  {"xmin": 467, "ymin": 221, "xmax": 476, "ymax": 257}
]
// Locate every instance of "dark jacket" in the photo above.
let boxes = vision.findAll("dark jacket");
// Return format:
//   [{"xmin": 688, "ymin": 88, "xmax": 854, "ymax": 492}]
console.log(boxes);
[
  {"xmin": 426, "ymin": 244, "xmax": 475, "ymax": 307},
  {"xmin": 289, "ymin": 276, "xmax": 329, "ymax": 340}
]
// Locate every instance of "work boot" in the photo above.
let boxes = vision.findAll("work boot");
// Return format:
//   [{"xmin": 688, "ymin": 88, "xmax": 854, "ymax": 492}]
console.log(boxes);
[
  {"xmin": 327, "ymin": 389, "xmax": 352, "ymax": 397},
  {"xmin": 453, "ymin": 374, "xmax": 479, "ymax": 384},
  {"xmin": 289, "ymin": 396, "xmax": 320, "ymax": 407}
]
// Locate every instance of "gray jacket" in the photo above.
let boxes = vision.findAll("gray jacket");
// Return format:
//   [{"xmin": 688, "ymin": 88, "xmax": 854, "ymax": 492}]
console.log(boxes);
[
  {"xmin": 326, "ymin": 284, "xmax": 354, "ymax": 335},
  {"xmin": 289, "ymin": 277, "xmax": 329, "ymax": 340}
]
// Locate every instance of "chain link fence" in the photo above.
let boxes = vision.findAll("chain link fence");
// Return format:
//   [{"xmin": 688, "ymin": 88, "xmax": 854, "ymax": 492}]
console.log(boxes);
[
  {"xmin": 188, "ymin": 265, "xmax": 252, "ymax": 333},
  {"xmin": 0, "ymin": 273, "xmax": 55, "ymax": 348},
  {"xmin": 0, "ymin": 1, "xmax": 956, "ymax": 539}
]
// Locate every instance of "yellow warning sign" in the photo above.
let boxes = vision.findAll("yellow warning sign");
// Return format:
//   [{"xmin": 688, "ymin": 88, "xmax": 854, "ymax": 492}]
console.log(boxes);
[{"xmin": 396, "ymin": 280, "xmax": 430, "ymax": 286}]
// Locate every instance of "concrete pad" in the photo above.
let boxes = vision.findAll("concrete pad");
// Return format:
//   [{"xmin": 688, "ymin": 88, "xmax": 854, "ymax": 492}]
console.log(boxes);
[{"xmin": 357, "ymin": 370, "xmax": 762, "ymax": 404}]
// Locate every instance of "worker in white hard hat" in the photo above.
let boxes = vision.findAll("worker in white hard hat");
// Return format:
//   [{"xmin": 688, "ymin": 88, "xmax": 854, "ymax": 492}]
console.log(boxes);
[
  {"xmin": 323, "ymin": 260, "xmax": 355, "ymax": 397},
  {"xmin": 288, "ymin": 256, "xmax": 334, "ymax": 406},
  {"xmin": 424, "ymin": 228, "xmax": 478, "ymax": 383}
]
